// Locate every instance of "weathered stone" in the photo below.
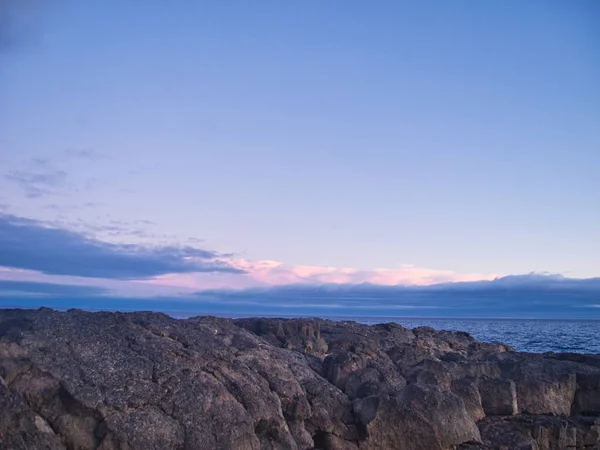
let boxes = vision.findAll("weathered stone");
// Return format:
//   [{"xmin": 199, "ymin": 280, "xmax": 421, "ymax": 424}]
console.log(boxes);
[
  {"xmin": 478, "ymin": 377, "xmax": 518, "ymax": 415},
  {"xmin": 0, "ymin": 309, "xmax": 599, "ymax": 450},
  {"xmin": 508, "ymin": 359, "xmax": 578, "ymax": 415},
  {"xmin": 478, "ymin": 415, "xmax": 600, "ymax": 450},
  {"xmin": 354, "ymin": 385, "xmax": 481, "ymax": 450},
  {"xmin": 573, "ymin": 372, "xmax": 600, "ymax": 415},
  {"xmin": 0, "ymin": 383, "xmax": 65, "ymax": 450},
  {"xmin": 451, "ymin": 377, "xmax": 485, "ymax": 422}
]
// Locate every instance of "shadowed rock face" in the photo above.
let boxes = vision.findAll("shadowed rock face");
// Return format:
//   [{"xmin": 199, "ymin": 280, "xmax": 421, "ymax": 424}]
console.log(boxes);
[{"xmin": 0, "ymin": 309, "xmax": 598, "ymax": 450}]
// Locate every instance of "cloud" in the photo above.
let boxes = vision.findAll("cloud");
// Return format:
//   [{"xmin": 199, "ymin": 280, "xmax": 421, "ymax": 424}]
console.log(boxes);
[
  {"xmin": 58, "ymin": 218, "xmax": 166, "ymax": 242},
  {"xmin": 0, "ymin": 213, "xmax": 243, "ymax": 279},
  {"xmin": 185, "ymin": 276, "xmax": 600, "ymax": 318},
  {"xmin": 5, "ymin": 159, "xmax": 68, "ymax": 198},
  {"xmin": 0, "ymin": 280, "xmax": 109, "ymax": 297},
  {"xmin": 146, "ymin": 258, "xmax": 500, "ymax": 291},
  {"xmin": 1, "ymin": 263, "xmax": 599, "ymax": 319},
  {"xmin": 64, "ymin": 148, "xmax": 107, "ymax": 160},
  {"xmin": 41, "ymin": 204, "xmax": 81, "ymax": 212},
  {"xmin": 232, "ymin": 259, "xmax": 499, "ymax": 286},
  {"xmin": 424, "ymin": 273, "xmax": 600, "ymax": 291},
  {"xmin": 3, "ymin": 151, "xmax": 109, "ymax": 201}
]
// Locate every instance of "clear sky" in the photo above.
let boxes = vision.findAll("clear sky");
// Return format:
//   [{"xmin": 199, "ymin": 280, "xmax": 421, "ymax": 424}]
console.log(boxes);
[{"xmin": 0, "ymin": 1, "xmax": 599, "ymax": 316}]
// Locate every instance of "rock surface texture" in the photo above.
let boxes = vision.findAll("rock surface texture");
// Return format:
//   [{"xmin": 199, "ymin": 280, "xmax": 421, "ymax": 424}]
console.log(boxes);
[{"xmin": 0, "ymin": 308, "xmax": 598, "ymax": 449}]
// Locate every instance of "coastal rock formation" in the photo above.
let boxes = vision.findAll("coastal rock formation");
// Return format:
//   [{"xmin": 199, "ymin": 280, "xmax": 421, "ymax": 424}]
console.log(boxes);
[{"xmin": 0, "ymin": 308, "xmax": 599, "ymax": 449}]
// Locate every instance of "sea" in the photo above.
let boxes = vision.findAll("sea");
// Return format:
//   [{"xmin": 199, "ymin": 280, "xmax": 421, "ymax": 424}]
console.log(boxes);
[{"xmin": 169, "ymin": 312, "xmax": 600, "ymax": 354}]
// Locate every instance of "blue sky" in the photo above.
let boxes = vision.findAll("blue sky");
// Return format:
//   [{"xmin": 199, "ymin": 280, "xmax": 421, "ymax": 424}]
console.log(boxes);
[{"xmin": 0, "ymin": 1, "xmax": 599, "ymax": 317}]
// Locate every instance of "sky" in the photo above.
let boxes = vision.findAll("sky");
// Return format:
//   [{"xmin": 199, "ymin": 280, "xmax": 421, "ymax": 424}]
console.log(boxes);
[{"xmin": 0, "ymin": 1, "xmax": 599, "ymax": 317}]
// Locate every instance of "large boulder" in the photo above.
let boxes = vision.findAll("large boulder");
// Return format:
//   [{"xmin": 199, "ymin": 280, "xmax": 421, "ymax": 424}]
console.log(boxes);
[
  {"xmin": 500, "ymin": 357, "xmax": 578, "ymax": 415},
  {"xmin": 478, "ymin": 377, "xmax": 518, "ymax": 416},
  {"xmin": 353, "ymin": 385, "xmax": 481, "ymax": 450},
  {"xmin": 476, "ymin": 415, "xmax": 600, "ymax": 450},
  {"xmin": 322, "ymin": 349, "xmax": 406, "ymax": 400},
  {"xmin": 573, "ymin": 372, "xmax": 600, "ymax": 415},
  {"xmin": 451, "ymin": 377, "xmax": 485, "ymax": 422}
]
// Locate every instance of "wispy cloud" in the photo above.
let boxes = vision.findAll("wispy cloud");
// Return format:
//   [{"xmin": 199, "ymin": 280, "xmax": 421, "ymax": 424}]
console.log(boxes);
[
  {"xmin": 0, "ymin": 213, "xmax": 243, "ymax": 279},
  {"xmin": 3, "ymin": 150, "xmax": 113, "ymax": 202},
  {"xmin": 56, "ymin": 218, "xmax": 161, "ymax": 241},
  {"xmin": 40, "ymin": 204, "xmax": 81, "ymax": 212},
  {"xmin": 64, "ymin": 148, "xmax": 107, "ymax": 160},
  {"xmin": 5, "ymin": 158, "xmax": 69, "ymax": 198}
]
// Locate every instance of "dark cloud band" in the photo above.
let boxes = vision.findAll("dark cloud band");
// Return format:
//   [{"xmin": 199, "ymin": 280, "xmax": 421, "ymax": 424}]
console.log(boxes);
[{"xmin": 0, "ymin": 214, "xmax": 243, "ymax": 279}]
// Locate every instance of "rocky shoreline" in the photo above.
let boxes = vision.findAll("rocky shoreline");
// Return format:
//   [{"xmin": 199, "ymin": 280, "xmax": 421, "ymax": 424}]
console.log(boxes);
[{"xmin": 0, "ymin": 308, "xmax": 599, "ymax": 449}]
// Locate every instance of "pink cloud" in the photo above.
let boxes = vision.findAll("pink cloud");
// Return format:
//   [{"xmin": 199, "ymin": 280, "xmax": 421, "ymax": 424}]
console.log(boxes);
[
  {"xmin": 140, "ymin": 259, "xmax": 500, "ymax": 291},
  {"xmin": 0, "ymin": 260, "xmax": 500, "ymax": 295}
]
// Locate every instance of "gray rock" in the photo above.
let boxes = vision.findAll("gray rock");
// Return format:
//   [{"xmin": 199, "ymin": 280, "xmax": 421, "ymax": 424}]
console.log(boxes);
[
  {"xmin": 573, "ymin": 372, "xmax": 600, "ymax": 415},
  {"xmin": 478, "ymin": 378, "xmax": 518, "ymax": 416},
  {"xmin": 451, "ymin": 377, "xmax": 485, "ymax": 422},
  {"xmin": 0, "ymin": 309, "xmax": 599, "ymax": 450},
  {"xmin": 353, "ymin": 385, "xmax": 481, "ymax": 450}
]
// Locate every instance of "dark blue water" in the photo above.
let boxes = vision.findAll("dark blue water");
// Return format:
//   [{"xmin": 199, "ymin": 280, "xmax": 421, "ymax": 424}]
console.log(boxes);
[{"xmin": 176, "ymin": 312, "xmax": 599, "ymax": 354}]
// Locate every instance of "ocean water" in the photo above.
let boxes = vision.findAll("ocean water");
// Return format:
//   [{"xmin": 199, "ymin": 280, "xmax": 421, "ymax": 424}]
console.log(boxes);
[{"xmin": 180, "ymin": 313, "xmax": 599, "ymax": 354}]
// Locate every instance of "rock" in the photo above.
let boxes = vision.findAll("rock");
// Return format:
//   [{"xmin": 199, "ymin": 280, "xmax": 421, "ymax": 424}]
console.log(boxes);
[
  {"xmin": 322, "ymin": 350, "xmax": 405, "ymax": 399},
  {"xmin": 573, "ymin": 372, "xmax": 600, "ymax": 415},
  {"xmin": 387, "ymin": 343, "xmax": 436, "ymax": 373},
  {"xmin": 353, "ymin": 385, "xmax": 481, "ymax": 450},
  {"xmin": 234, "ymin": 318, "xmax": 328, "ymax": 355},
  {"xmin": 0, "ymin": 383, "xmax": 65, "ymax": 450},
  {"xmin": 500, "ymin": 356, "xmax": 578, "ymax": 415},
  {"xmin": 478, "ymin": 415, "xmax": 600, "ymax": 450},
  {"xmin": 451, "ymin": 377, "xmax": 485, "ymax": 422},
  {"xmin": 478, "ymin": 378, "xmax": 518, "ymax": 416},
  {"xmin": 0, "ymin": 309, "xmax": 599, "ymax": 450},
  {"xmin": 314, "ymin": 431, "xmax": 359, "ymax": 450},
  {"xmin": 406, "ymin": 358, "xmax": 453, "ymax": 390}
]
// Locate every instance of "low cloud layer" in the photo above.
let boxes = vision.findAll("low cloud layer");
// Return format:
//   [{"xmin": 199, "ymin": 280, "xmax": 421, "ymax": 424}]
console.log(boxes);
[
  {"xmin": 1, "ymin": 213, "xmax": 598, "ymax": 319},
  {"xmin": 0, "ymin": 214, "xmax": 242, "ymax": 279},
  {"xmin": 1, "ymin": 274, "xmax": 599, "ymax": 319},
  {"xmin": 145, "ymin": 259, "xmax": 499, "ymax": 291},
  {"xmin": 0, "ymin": 279, "xmax": 109, "ymax": 297},
  {"xmin": 185, "ymin": 275, "xmax": 600, "ymax": 318},
  {"xmin": 229, "ymin": 259, "xmax": 498, "ymax": 286}
]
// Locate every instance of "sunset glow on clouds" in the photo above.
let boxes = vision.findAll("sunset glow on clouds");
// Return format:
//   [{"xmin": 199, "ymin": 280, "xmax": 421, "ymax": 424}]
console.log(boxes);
[
  {"xmin": 0, "ymin": 212, "xmax": 498, "ymax": 296},
  {"xmin": 142, "ymin": 258, "xmax": 500, "ymax": 291},
  {"xmin": 0, "ymin": 258, "xmax": 500, "ymax": 297},
  {"xmin": 2, "ymin": 214, "xmax": 600, "ymax": 319}
]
